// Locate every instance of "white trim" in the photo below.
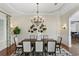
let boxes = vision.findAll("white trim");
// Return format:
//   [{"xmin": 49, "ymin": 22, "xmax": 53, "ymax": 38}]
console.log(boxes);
[{"xmin": 68, "ymin": 18, "xmax": 72, "ymax": 47}]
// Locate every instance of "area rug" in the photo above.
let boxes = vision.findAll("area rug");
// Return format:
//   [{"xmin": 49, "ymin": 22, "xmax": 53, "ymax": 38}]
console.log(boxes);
[{"xmin": 12, "ymin": 48, "xmax": 72, "ymax": 56}]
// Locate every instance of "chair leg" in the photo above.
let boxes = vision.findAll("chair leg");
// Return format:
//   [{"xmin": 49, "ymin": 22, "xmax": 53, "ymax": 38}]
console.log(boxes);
[
  {"xmin": 57, "ymin": 48, "xmax": 59, "ymax": 51},
  {"xmin": 18, "ymin": 48, "xmax": 20, "ymax": 55},
  {"xmin": 29, "ymin": 52, "xmax": 32, "ymax": 56},
  {"xmin": 16, "ymin": 48, "xmax": 18, "ymax": 54},
  {"xmin": 45, "ymin": 52, "xmax": 46, "ymax": 56},
  {"xmin": 21, "ymin": 52, "xmax": 23, "ymax": 56},
  {"xmin": 45, "ymin": 52, "xmax": 47, "ymax": 56},
  {"xmin": 25, "ymin": 53, "xmax": 27, "ymax": 56},
  {"xmin": 32, "ymin": 52, "xmax": 34, "ymax": 56},
  {"xmin": 55, "ymin": 52, "xmax": 56, "ymax": 56},
  {"xmin": 15, "ymin": 47, "xmax": 18, "ymax": 52},
  {"xmin": 59, "ymin": 47, "xmax": 61, "ymax": 54},
  {"xmin": 52, "ymin": 52, "xmax": 56, "ymax": 56},
  {"xmin": 42, "ymin": 52, "xmax": 43, "ymax": 56},
  {"xmin": 15, "ymin": 48, "xmax": 17, "ymax": 54}
]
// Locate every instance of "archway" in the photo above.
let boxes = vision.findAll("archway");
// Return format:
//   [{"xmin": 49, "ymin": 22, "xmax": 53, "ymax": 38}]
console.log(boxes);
[{"xmin": 69, "ymin": 11, "xmax": 79, "ymax": 47}]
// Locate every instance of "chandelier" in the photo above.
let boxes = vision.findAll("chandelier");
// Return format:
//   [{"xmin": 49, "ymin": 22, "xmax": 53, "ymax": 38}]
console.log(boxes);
[
  {"xmin": 31, "ymin": 3, "xmax": 44, "ymax": 26},
  {"xmin": 28, "ymin": 3, "xmax": 47, "ymax": 33}
]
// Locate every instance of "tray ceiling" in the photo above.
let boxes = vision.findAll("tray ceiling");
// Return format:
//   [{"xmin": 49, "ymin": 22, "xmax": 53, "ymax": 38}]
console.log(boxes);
[{"xmin": 0, "ymin": 3, "xmax": 79, "ymax": 16}]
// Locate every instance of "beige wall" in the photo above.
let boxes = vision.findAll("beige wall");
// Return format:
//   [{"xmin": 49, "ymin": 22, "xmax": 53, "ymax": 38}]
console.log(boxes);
[
  {"xmin": 60, "ymin": 13, "xmax": 69, "ymax": 46},
  {"xmin": 11, "ymin": 15, "xmax": 61, "ymax": 43}
]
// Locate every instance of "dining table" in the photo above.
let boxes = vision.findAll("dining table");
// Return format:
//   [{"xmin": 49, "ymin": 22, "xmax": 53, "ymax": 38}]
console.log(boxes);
[{"xmin": 19, "ymin": 38, "xmax": 57, "ymax": 47}]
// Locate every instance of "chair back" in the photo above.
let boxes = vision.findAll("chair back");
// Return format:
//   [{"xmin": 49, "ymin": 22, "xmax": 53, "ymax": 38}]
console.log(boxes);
[
  {"xmin": 35, "ymin": 41, "xmax": 43, "ymax": 52},
  {"xmin": 23, "ymin": 41, "xmax": 31, "ymax": 52},
  {"xmin": 43, "ymin": 35, "xmax": 48, "ymax": 39},
  {"xmin": 47, "ymin": 40, "xmax": 56, "ymax": 52},
  {"xmin": 30, "ymin": 35, "xmax": 37, "ymax": 39},
  {"xmin": 57, "ymin": 36, "xmax": 62, "ymax": 44},
  {"xmin": 14, "ymin": 37, "xmax": 19, "ymax": 46}
]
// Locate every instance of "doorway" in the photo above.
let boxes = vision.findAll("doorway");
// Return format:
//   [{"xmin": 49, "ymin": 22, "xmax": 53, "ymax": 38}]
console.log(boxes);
[{"xmin": 69, "ymin": 11, "xmax": 79, "ymax": 55}]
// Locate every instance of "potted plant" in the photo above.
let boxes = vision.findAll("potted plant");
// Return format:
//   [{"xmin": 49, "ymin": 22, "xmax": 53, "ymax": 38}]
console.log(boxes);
[{"xmin": 13, "ymin": 26, "xmax": 21, "ymax": 38}]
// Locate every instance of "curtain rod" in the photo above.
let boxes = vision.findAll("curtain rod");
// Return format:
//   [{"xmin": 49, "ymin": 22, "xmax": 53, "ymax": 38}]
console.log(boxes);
[{"xmin": 0, "ymin": 10, "xmax": 11, "ymax": 17}]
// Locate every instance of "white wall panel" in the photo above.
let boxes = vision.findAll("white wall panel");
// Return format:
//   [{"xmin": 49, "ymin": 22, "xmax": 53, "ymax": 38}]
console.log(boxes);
[{"xmin": 0, "ymin": 12, "xmax": 7, "ymax": 51}]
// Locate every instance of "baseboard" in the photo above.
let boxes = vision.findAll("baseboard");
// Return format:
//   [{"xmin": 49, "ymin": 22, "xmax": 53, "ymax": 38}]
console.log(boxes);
[
  {"xmin": 61, "ymin": 43, "xmax": 69, "ymax": 51},
  {"xmin": 0, "ymin": 43, "xmax": 16, "ymax": 56}
]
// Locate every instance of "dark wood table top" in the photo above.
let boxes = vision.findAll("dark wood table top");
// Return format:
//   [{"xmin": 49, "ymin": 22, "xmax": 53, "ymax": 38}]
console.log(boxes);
[{"xmin": 19, "ymin": 38, "xmax": 57, "ymax": 45}]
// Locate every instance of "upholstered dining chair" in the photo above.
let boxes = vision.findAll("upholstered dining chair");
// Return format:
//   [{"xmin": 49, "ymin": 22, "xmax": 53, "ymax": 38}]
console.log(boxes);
[
  {"xmin": 56, "ymin": 36, "xmax": 62, "ymax": 53},
  {"xmin": 22, "ymin": 41, "xmax": 32, "ymax": 56},
  {"xmin": 42, "ymin": 35, "xmax": 48, "ymax": 47},
  {"xmin": 14, "ymin": 37, "xmax": 22, "ymax": 55},
  {"xmin": 46, "ymin": 40, "xmax": 56, "ymax": 56},
  {"xmin": 30, "ymin": 35, "xmax": 37, "ymax": 39},
  {"xmin": 43, "ymin": 35, "xmax": 48, "ymax": 39},
  {"xmin": 35, "ymin": 40, "xmax": 43, "ymax": 56}
]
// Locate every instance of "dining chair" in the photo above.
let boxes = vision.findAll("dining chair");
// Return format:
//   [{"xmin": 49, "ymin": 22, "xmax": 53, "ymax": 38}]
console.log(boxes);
[
  {"xmin": 43, "ymin": 35, "xmax": 48, "ymax": 39},
  {"xmin": 30, "ymin": 35, "xmax": 36, "ymax": 39},
  {"xmin": 56, "ymin": 36, "xmax": 62, "ymax": 53},
  {"xmin": 42, "ymin": 35, "xmax": 48, "ymax": 47},
  {"xmin": 35, "ymin": 40, "xmax": 43, "ymax": 56},
  {"xmin": 46, "ymin": 40, "xmax": 56, "ymax": 56},
  {"xmin": 14, "ymin": 37, "xmax": 22, "ymax": 55},
  {"xmin": 22, "ymin": 41, "xmax": 32, "ymax": 56}
]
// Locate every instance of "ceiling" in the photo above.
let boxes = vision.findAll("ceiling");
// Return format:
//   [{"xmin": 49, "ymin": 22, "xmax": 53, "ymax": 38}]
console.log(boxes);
[{"xmin": 0, "ymin": 3, "xmax": 79, "ymax": 16}]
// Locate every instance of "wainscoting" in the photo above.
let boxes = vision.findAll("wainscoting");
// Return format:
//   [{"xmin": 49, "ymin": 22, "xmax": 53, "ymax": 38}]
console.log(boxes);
[{"xmin": 0, "ymin": 43, "xmax": 16, "ymax": 56}]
